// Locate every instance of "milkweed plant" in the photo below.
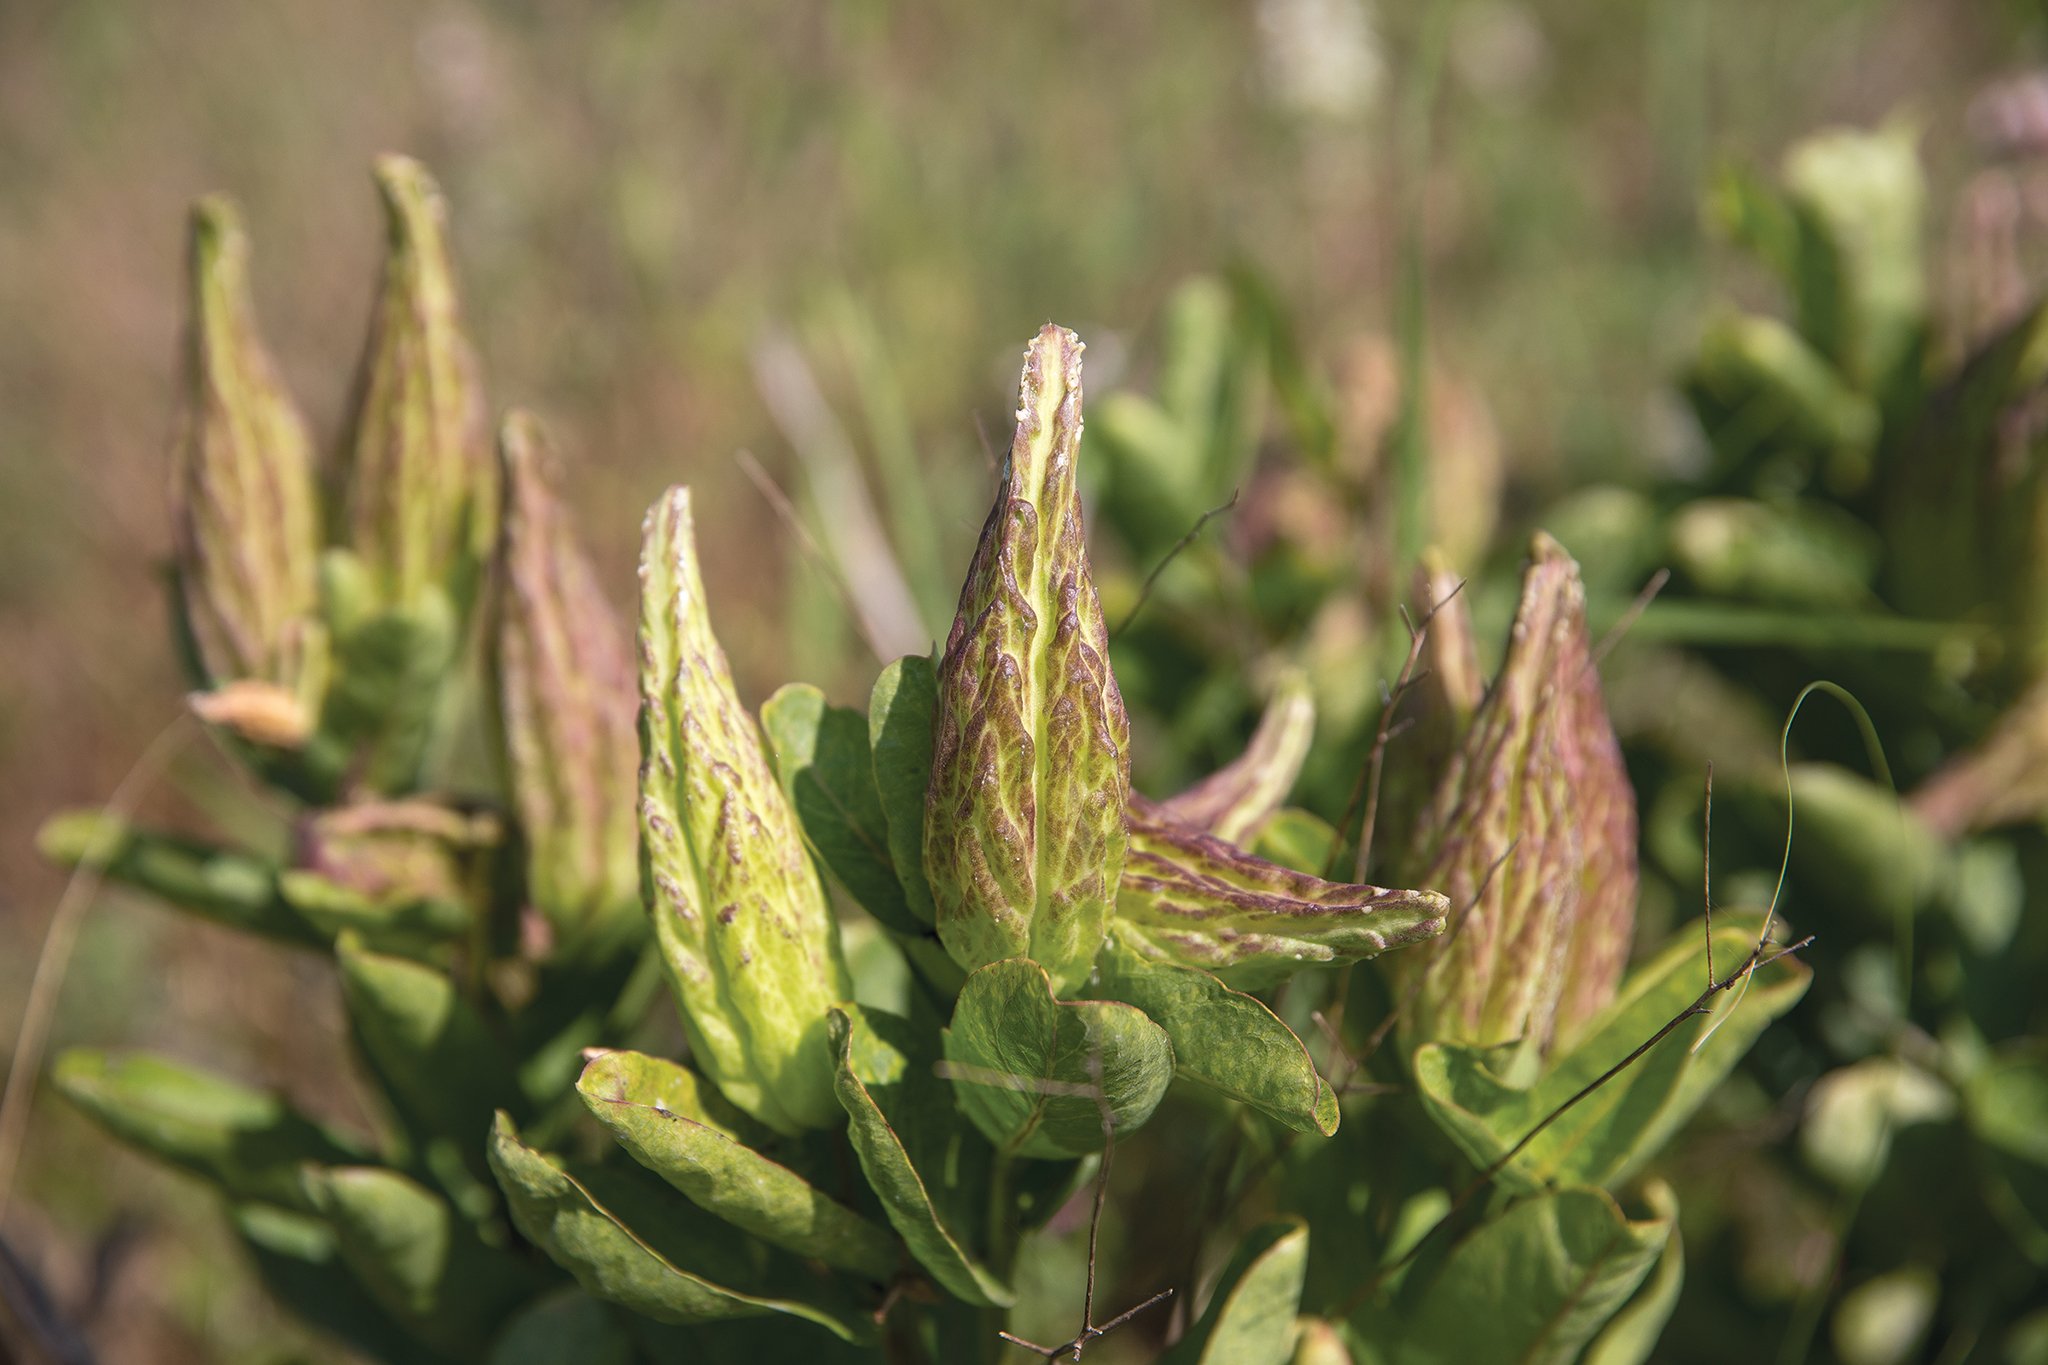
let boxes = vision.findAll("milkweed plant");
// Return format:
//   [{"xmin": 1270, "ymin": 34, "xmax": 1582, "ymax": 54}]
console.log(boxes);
[{"xmin": 27, "ymin": 156, "xmax": 1826, "ymax": 1365}]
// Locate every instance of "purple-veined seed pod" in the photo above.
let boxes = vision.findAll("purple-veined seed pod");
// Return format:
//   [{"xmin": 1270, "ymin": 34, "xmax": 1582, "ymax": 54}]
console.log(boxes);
[
  {"xmin": 492, "ymin": 412, "xmax": 641, "ymax": 950},
  {"xmin": 333, "ymin": 156, "xmax": 494, "ymax": 619},
  {"xmin": 170, "ymin": 197, "xmax": 324, "ymax": 741},
  {"xmin": 1387, "ymin": 533, "xmax": 1638, "ymax": 1055},
  {"xmin": 1115, "ymin": 812, "xmax": 1446, "ymax": 990},
  {"xmin": 637, "ymin": 486, "xmax": 853, "ymax": 1134},
  {"xmin": 925, "ymin": 325, "xmax": 1132, "ymax": 994}
]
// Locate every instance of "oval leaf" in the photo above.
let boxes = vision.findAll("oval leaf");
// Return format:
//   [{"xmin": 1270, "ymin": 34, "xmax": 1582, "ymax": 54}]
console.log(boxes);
[
  {"xmin": 943, "ymin": 958, "xmax": 1173, "ymax": 1158},
  {"xmin": 762, "ymin": 682, "xmax": 920, "ymax": 935},
  {"xmin": 1094, "ymin": 936, "xmax": 1337, "ymax": 1136},
  {"xmin": 1377, "ymin": 1187, "xmax": 1671, "ymax": 1365},
  {"xmin": 1163, "ymin": 1220, "xmax": 1310, "ymax": 1365},
  {"xmin": 867, "ymin": 655, "xmax": 939, "ymax": 926}
]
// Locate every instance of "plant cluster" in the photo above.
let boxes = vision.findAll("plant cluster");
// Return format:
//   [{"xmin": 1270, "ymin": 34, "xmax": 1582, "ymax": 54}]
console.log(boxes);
[{"xmin": 26, "ymin": 151, "xmax": 1861, "ymax": 1365}]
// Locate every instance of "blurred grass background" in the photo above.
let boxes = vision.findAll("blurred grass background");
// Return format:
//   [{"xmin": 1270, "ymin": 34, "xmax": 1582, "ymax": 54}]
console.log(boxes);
[{"xmin": 0, "ymin": 0, "xmax": 2034, "ymax": 1358}]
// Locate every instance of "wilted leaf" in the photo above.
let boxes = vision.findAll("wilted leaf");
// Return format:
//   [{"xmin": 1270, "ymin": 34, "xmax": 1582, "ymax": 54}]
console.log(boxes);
[
  {"xmin": 494, "ymin": 411, "xmax": 641, "ymax": 948},
  {"xmin": 169, "ymin": 195, "xmax": 324, "ymax": 701},
  {"xmin": 1148, "ymin": 673, "xmax": 1315, "ymax": 844},
  {"xmin": 1118, "ymin": 816, "xmax": 1446, "ymax": 990}
]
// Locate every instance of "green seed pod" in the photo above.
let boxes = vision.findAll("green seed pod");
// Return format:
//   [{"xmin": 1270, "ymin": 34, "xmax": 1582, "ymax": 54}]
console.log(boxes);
[
  {"xmin": 1116, "ymin": 814, "xmax": 1447, "ymax": 990},
  {"xmin": 170, "ymin": 197, "xmax": 325, "ymax": 739},
  {"xmin": 925, "ymin": 325, "xmax": 1131, "ymax": 994},
  {"xmin": 333, "ymin": 156, "xmax": 493, "ymax": 618},
  {"xmin": 638, "ymin": 486, "xmax": 853, "ymax": 1133},
  {"xmin": 493, "ymin": 412, "xmax": 640, "ymax": 950},
  {"xmin": 1387, "ymin": 534, "xmax": 1638, "ymax": 1054}
]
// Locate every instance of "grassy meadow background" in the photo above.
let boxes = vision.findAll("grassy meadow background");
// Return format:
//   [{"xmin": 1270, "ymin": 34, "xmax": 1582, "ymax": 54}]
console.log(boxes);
[{"xmin": 0, "ymin": 0, "xmax": 2033, "ymax": 1358}]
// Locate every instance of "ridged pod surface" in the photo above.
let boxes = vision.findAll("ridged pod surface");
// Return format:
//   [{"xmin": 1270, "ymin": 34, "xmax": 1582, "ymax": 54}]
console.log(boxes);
[
  {"xmin": 170, "ymin": 197, "xmax": 323, "ymax": 703},
  {"xmin": 1117, "ymin": 815, "xmax": 1447, "ymax": 990},
  {"xmin": 494, "ymin": 413, "xmax": 640, "ymax": 945},
  {"xmin": 637, "ymin": 487, "xmax": 852, "ymax": 1133},
  {"xmin": 925, "ymin": 324, "xmax": 1131, "ymax": 994},
  {"xmin": 334, "ymin": 156, "xmax": 494, "ymax": 616},
  {"xmin": 1388, "ymin": 534, "xmax": 1638, "ymax": 1053}
]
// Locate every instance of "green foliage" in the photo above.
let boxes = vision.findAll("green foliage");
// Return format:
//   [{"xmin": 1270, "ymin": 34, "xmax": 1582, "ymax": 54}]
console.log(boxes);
[{"xmin": 40, "ymin": 154, "xmax": 1853, "ymax": 1365}]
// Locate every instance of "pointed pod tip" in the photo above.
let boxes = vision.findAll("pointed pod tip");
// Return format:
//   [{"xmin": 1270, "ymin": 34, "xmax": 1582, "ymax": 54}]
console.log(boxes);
[{"xmin": 371, "ymin": 154, "xmax": 448, "ymax": 242}]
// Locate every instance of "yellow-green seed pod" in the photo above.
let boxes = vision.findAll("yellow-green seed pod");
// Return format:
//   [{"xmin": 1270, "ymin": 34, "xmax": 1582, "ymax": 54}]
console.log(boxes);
[
  {"xmin": 1386, "ymin": 534, "xmax": 1638, "ymax": 1055},
  {"xmin": 492, "ymin": 413, "xmax": 640, "ymax": 952},
  {"xmin": 333, "ymin": 155, "xmax": 494, "ymax": 619},
  {"xmin": 170, "ymin": 197, "xmax": 324, "ymax": 735},
  {"xmin": 925, "ymin": 325, "xmax": 1132, "ymax": 994},
  {"xmin": 637, "ymin": 486, "xmax": 853, "ymax": 1133}
]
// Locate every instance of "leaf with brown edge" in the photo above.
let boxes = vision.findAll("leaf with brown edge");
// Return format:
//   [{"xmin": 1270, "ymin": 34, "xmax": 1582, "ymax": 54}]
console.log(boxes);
[
  {"xmin": 925, "ymin": 325, "xmax": 1131, "ymax": 994},
  {"xmin": 1116, "ymin": 815, "xmax": 1447, "ymax": 990}
]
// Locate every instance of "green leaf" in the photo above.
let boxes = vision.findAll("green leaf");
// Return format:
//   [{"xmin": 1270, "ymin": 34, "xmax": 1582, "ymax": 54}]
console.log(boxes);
[
  {"xmin": 1413, "ymin": 917, "xmax": 1810, "ymax": 1191},
  {"xmin": 638, "ymin": 487, "xmax": 853, "ymax": 1134},
  {"xmin": 50, "ymin": 1049, "xmax": 369, "ymax": 1212},
  {"xmin": 763, "ymin": 682, "xmax": 920, "ymax": 935},
  {"xmin": 315, "ymin": 576, "xmax": 460, "ymax": 798},
  {"xmin": 577, "ymin": 1049, "xmax": 899, "ymax": 1279},
  {"xmin": 231, "ymin": 1203, "xmax": 443, "ymax": 1365},
  {"xmin": 943, "ymin": 958, "xmax": 1174, "ymax": 1158},
  {"xmin": 279, "ymin": 869, "xmax": 470, "ymax": 949},
  {"xmin": 489, "ymin": 1289, "xmax": 636, "ymax": 1365},
  {"xmin": 486, "ymin": 1113, "xmax": 868, "ymax": 1341},
  {"xmin": 36, "ymin": 810, "xmax": 324, "ymax": 947},
  {"xmin": 1094, "ymin": 937, "xmax": 1337, "ymax": 1136},
  {"xmin": 302, "ymin": 1163, "xmax": 544, "ymax": 1355},
  {"xmin": 827, "ymin": 1006, "xmax": 1014, "ymax": 1307},
  {"xmin": 924, "ymin": 325, "xmax": 1132, "ymax": 993},
  {"xmin": 1119, "ymin": 816, "xmax": 1447, "ymax": 990},
  {"xmin": 1162, "ymin": 1220, "xmax": 1309, "ymax": 1365},
  {"xmin": 1250, "ymin": 808, "xmax": 1340, "ymax": 878},
  {"xmin": 1583, "ymin": 1181, "xmax": 1685, "ymax": 1365},
  {"xmin": 336, "ymin": 935, "xmax": 525, "ymax": 1168},
  {"xmin": 1379, "ymin": 1188, "xmax": 1670, "ymax": 1365},
  {"xmin": 868, "ymin": 654, "xmax": 940, "ymax": 926}
]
